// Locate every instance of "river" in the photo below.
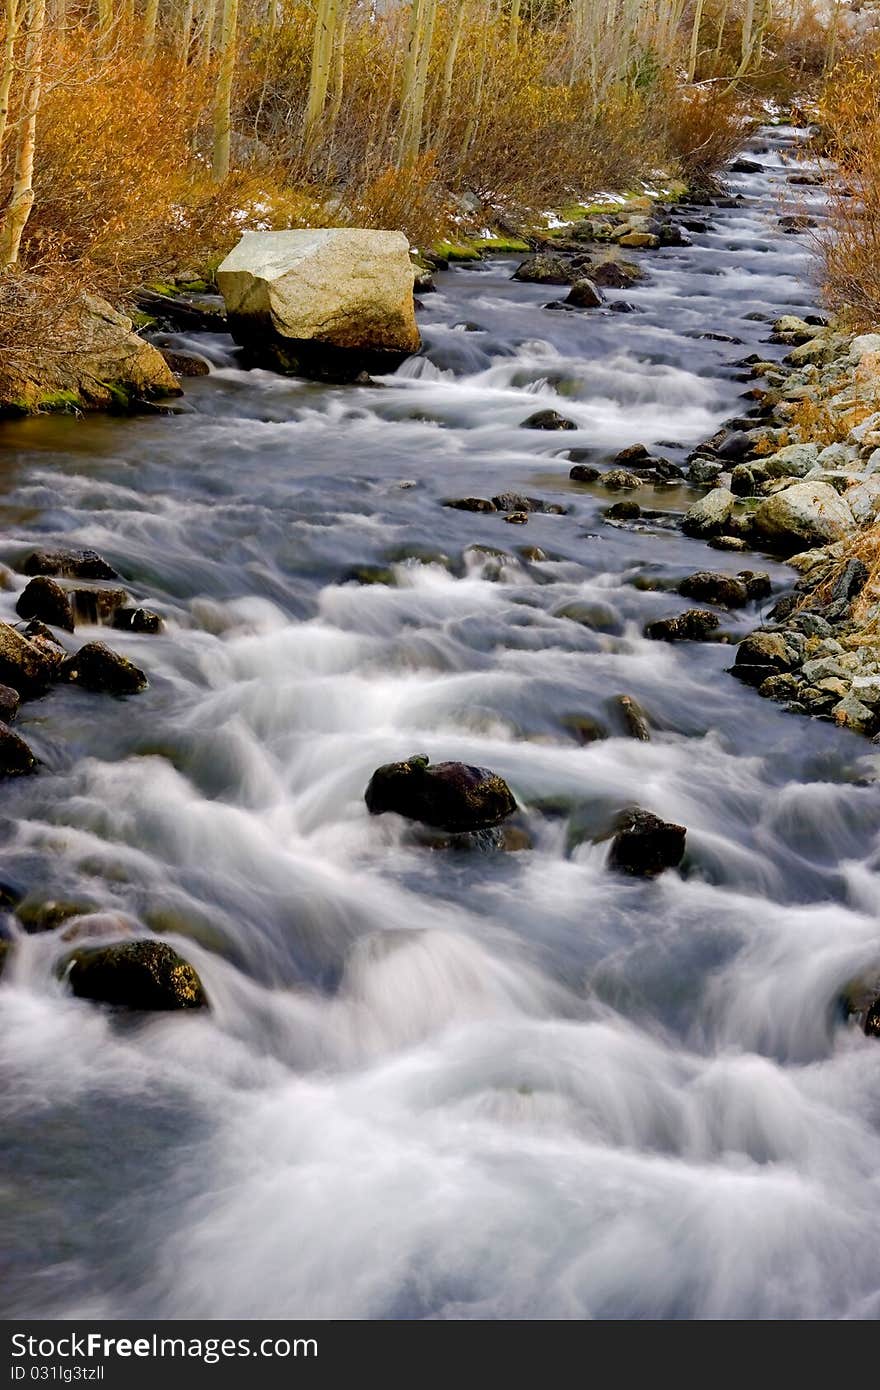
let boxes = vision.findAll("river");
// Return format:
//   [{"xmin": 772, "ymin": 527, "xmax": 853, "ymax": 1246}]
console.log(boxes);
[{"xmin": 1, "ymin": 126, "xmax": 880, "ymax": 1321}]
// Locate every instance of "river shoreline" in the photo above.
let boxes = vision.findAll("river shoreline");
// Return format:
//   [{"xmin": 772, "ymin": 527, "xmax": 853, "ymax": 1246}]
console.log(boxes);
[{"xmin": 3, "ymin": 125, "xmax": 880, "ymax": 1321}]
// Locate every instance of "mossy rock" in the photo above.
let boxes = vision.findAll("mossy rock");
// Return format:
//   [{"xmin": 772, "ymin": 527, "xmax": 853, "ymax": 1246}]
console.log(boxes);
[
  {"xmin": 59, "ymin": 642, "xmax": 148, "ymax": 695},
  {"xmin": 62, "ymin": 939, "xmax": 208, "ymax": 1011},
  {"xmin": 16, "ymin": 896, "xmax": 100, "ymax": 934},
  {"xmin": 472, "ymin": 235, "xmax": 531, "ymax": 253},
  {"xmin": 433, "ymin": 241, "xmax": 481, "ymax": 263}
]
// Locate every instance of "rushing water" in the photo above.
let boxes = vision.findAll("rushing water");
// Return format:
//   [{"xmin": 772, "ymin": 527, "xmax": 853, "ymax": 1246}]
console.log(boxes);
[{"xmin": 1, "ymin": 128, "xmax": 880, "ymax": 1322}]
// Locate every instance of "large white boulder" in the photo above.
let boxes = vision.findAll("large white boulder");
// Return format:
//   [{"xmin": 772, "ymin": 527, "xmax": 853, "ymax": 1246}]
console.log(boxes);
[
  {"xmin": 754, "ymin": 480, "xmax": 855, "ymax": 549},
  {"xmin": 217, "ymin": 228, "xmax": 421, "ymax": 380}
]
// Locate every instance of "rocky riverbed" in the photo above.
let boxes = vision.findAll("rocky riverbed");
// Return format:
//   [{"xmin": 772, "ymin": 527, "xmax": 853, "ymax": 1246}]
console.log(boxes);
[{"xmin": 3, "ymin": 126, "xmax": 880, "ymax": 1321}]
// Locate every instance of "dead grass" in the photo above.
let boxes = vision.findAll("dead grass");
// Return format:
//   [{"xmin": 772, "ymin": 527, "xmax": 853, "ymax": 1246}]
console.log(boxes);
[{"xmin": 815, "ymin": 51, "xmax": 880, "ymax": 330}]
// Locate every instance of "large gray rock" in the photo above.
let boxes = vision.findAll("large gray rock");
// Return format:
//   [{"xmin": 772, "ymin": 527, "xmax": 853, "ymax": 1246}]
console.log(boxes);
[
  {"xmin": 217, "ymin": 229, "xmax": 421, "ymax": 381},
  {"xmin": 682, "ymin": 488, "xmax": 735, "ymax": 538},
  {"xmin": 753, "ymin": 481, "xmax": 855, "ymax": 550}
]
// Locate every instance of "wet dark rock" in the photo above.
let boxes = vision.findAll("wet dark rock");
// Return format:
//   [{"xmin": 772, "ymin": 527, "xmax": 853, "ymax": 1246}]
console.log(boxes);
[
  {"xmin": 644, "ymin": 609, "xmax": 721, "ymax": 642},
  {"xmin": 504, "ymin": 511, "xmax": 529, "ymax": 525},
  {"xmin": 613, "ymin": 443, "xmax": 650, "ymax": 465},
  {"xmin": 730, "ymin": 629, "xmax": 798, "ymax": 686},
  {"xmin": 590, "ymin": 260, "xmax": 641, "ymax": 289},
  {"xmin": 59, "ymin": 642, "xmax": 148, "ymax": 695},
  {"xmin": 717, "ymin": 431, "xmax": 753, "ymax": 462},
  {"xmin": 160, "ymin": 348, "xmax": 211, "ymax": 377},
  {"xmin": 21, "ymin": 549, "xmax": 119, "ymax": 581},
  {"xmin": 788, "ymin": 171, "xmax": 823, "ymax": 186},
  {"xmin": 0, "ymin": 620, "xmax": 62, "ymax": 697},
  {"xmin": 63, "ymin": 939, "xmax": 208, "ymax": 1010},
  {"xmin": 561, "ymin": 713, "xmax": 608, "ymax": 744},
  {"xmin": 657, "ymin": 223, "xmax": 689, "ymax": 247},
  {"xmin": 778, "ymin": 214, "xmax": 817, "ymax": 232},
  {"xmin": 607, "ymin": 808, "xmax": 687, "ymax": 878},
  {"xmin": 72, "ymin": 587, "xmax": 130, "ymax": 626},
  {"xmin": 111, "ymin": 606, "xmax": 164, "ymax": 634},
  {"xmin": 730, "ymin": 463, "xmax": 756, "ymax": 496},
  {"xmin": 0, "ymin": 684, "xmax": 19, "ymax": 721},
  {"xmin": 444, "ymin": 497, "xmax": 497, "ymax": 512},
  {"xmin": 365, "ymin": 755, "xmax": 516, "ymax": 833},
  {"xmin": 679, "ymin": 571, "xmax": 749, "ymax": 607},
  {"xmin": 606, "ymin": 500, "xmax": 641, "ymax": 520},
  {"xmin": 730, "ymin": 158, "xmax": 764, "ymax": 173},
  {"xmin": 830, "ymin": 558, "xmax": 868, "ymax": 604},
  {"xmin": 0, "ymin": 721, "xmax": 38, "ymax": 777},
  {"xmin": 569, "ymin": 463, "xmax": 600, "ymax": 482},
  {"xmin": 564, "ymin": 278, "xmax": 603, "ymax": 308},
  {"xmin": 512, "ymin": 254, "xmax": 574, "ymax": 286},
  {"xmin": 612, "ymin": 694, "xmax": 651, "ymax": 741},
  {"xmin": 740, "ymin": 570, "xmax": 772, "ymax": 601},
  {"xmin": 555, "ymin": 599, "xmax": 622, "ymax": 633},
  {"xmin": 683, "ymin": 219, "xmax": 710, "ymax": 233},
  {"xmin": 15, "ymin": 576, "xmax": 74, "ymax": 632},
  {"xmin": 343, "ymin": 565, "xmax": 396, "ymax": 586},
  {"xmin": 609, "ymin": 301, "xmax": 637, "ymax": 314},
  {"xmin": 521, "ymin": 410, "xmax": 577, "ymax": 431},
  {"xmin": 491, "ymin": 492, "xmax": 563, "ymax": 515}
]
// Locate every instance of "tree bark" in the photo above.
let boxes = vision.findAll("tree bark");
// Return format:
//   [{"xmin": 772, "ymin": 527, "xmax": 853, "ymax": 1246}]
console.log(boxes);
[
  {"xmin": 211, "ymin": 0, "xmax": 238, "ymax": 181},
  {"xmin": 0, "ymin": 0, "xmax": 46, "ymax": 269},
  {"xmin": 0, "ymin": 0, "xmax": 23, "ymax": 171}
]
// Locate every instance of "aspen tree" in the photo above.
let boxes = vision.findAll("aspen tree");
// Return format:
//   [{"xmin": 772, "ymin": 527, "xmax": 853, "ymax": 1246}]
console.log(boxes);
[
  {"xmin": 0, "ymin": 0, "xmax": 46, "ymax": 269},
  {"xmin": 142, "ymin": 0, "xmax": 160, "ymax": 55},
  {"xmin": 435, "ymin": 0, "xmax": 467, "ymax": 146},
  {"xmin": 303, "ymin": 0, "xmax": 339, "ymax": 160},
  {"xmin": 0, "ymin": 0, "xmax": 23, "ymax": 168},
  {"xmin": 508, "ymin": 0, "xmax": 521, "ymax": 55},
  {"xmin": 687, "ymin": 0, "xmax": 706, "ymax": 81},
  {"xmin": 211, "ymin": 0, "xmax": 238, "ymax": 181},
  {"xmin": 398, "ymin": 0, "xmax": 438, "ymax": 166},
  {"xmin": 324, "ymin": 0, "xmax": 349, "ymax": 151},
  {"xmin": 201, "ymin": 0, "xmax": 217, "ymax": 59}
]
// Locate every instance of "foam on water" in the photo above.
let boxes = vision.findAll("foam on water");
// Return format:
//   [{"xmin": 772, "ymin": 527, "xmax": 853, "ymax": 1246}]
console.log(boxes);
[{"xmin": 1, "ymin": 128, "xmax": 880, "ymax": 1320}]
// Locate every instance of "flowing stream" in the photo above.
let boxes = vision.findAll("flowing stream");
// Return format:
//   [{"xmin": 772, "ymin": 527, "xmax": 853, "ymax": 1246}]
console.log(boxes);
[{"xmin": 2, "ymin": 128, "xmax": 880, "ymax": 1321}]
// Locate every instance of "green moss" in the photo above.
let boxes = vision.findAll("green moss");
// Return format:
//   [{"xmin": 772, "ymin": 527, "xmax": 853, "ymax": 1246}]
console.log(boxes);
[
  {"xmin": 472, "ymin": 235, "xmax": 531, "ymax": 253},
  {"xmin": 177, "ymin": 278, "xmax": 209, "ymax": 293},
  {"xmin": 433, "ymin": 240, "xmax": 482, "ymax": 262},
  {"xmin": 144, "ymin": 280, "xmax": 178, "ymax": 297},
  {"xmin": 130, "ymin": 310, "xmax": 158, "ymax": 329},
  {"xmin": 34, "ymin": 390, "xmax": 82, "ymax": 414}
]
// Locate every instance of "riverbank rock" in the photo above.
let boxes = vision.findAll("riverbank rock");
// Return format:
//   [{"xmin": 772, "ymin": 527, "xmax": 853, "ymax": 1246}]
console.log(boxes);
[
  {"xmin": 753, "ymin": 482, "xmax": 855, "ymax": 550},
  {"xmin": 679, "ymin": 571, "xmax": 750, "ymax": 607},
  {"xmin": 607, "ymin": 808, "xmax": 686, "ymax": 878},
  {"xmin": 0, "ymin": 282, "xmax": 181, "ymax": 415},
  {"xmin": 111, "ymin": 607, "xmax": 163, "ymax": 634},
  {"xmin": 0, "ymin": 685, "xmax": 19, "ymax": 721},
  {"xmin": 217, "ymin": 229, "xmax": 421, "ymax": 381},
  {"xmin": 63, "ymin": 940, "xmax": 207, "ymax": 1010},
  {"xmin": 0, "ymin": 722, "xmax": 37, "ymax": 777},
  {"xmin": 0, "ymin": 621, "xmax": 61, "ymax": 697},
  {"xmin": 644, "ymin": 609, "xmax": 721, "ymax": 642},
  {"xmin": 731, "ymin": 629, "xmax": 799, "ymax": 686},
  {"xmin": 682, "ymin": 488, "xmax": 735, "ymax": 538},
  {"xmin": 16, "ymin": 577, "xmax": 74, "ymax": 632},
  {"xmin": 59, "ymin": 642, "xmax": 148, "ymax": 695},
  {"xmin": 365, "ymin": 755, "xmax": 516, "ymax": 833}
]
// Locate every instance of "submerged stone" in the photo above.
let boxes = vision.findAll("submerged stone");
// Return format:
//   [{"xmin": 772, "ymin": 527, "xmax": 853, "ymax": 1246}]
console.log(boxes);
[
  {"xmin": 521, "ymin": 410, "xmax": 577, "ymax": 431},
  {"xmin": 365, "ymin": 755, "xmax": 516, "ymax": 833},
  {"xmin": 607, "ymin": 808, "xmax": 687, "ymax": 878},
  {"xmin": 21, "ymin": 548, "xmax": 119, "ymax": 581},
  {"xmin": 644, "ymin": 609, "xmax": 721, "ymax": 642},
  {"xmin": 0, "ymin": 721, "xmax": 38, "ymax": 777}
]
